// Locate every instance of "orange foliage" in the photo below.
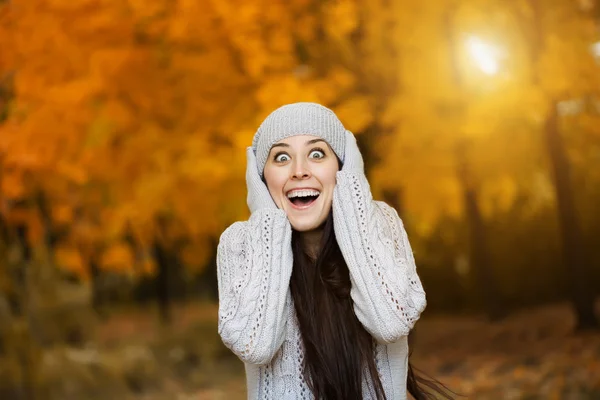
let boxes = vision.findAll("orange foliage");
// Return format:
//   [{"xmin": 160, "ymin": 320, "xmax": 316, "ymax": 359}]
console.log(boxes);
[{"xmin": 0, "ymin": 0, "xmax": 599, "ymax": 276}]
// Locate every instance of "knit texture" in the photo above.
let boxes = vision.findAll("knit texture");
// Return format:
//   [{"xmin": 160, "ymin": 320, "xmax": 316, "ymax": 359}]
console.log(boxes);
[
  {"xmin": 246, "ymin": 147, "xmax": 277, "ymax": 213},
  {"xmin": 252, "ymin": 103, "xmax": 346, "ymax": 176},
  {"xmin": 217, "ymin": 170, "xmax": 427, "ymax": 400}
]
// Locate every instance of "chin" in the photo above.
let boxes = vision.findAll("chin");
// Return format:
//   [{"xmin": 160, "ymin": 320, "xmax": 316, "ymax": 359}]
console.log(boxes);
[{"xmin": 289, "ymin": 217, "xmax": 325, "ymax": 232}]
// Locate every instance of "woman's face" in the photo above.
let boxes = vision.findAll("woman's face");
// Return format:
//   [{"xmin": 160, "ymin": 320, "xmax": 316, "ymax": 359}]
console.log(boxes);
[{"xmin": 263, "ymin": 135, "xmax": 339, "ymax": 232}]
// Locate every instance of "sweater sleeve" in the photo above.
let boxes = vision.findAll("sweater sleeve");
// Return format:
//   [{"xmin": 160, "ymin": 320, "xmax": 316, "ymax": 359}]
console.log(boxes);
[
  {"xmin": 217, "ymin": 208, "xmax": 293, "ymax": 365},
  {"xmin": 333, "ymin": 170, "xmax": 427, "ymax": 344}
]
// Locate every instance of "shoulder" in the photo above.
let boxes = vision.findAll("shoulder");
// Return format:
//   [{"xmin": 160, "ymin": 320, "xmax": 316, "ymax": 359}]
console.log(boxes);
[
  {"xmin": 372, "ymin": 201, "xmax": 410, "ymax": 242},
  {"xmin": 218, "ymin": 221, "xmax": 248, "ymax": 250},
  {"xmin": 218, "ymin": 209, "xmax": 290, "ymax": 248},
  {"xmin": 373, "ymin": 201, "xmax": 403, "ymax": 224}
]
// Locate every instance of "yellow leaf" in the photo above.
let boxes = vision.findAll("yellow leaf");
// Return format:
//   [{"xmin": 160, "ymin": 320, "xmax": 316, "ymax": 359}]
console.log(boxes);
[
  {"xmin": 334, "ymin": 96, "xmax": 374, "ymax": 134},
  {"xmin": 101, "ymin": 242, "xmax": 134, "ymax": 272},
  {"xmin": 324, "ymin": 0, "xmax": 358, "ymax": 38},
  {"xmin": 56, "ymin": 245, "xmax": 87, "ymax": 278}
]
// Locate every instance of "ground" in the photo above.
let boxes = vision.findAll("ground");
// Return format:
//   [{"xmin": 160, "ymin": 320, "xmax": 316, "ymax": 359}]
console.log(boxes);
[
  {"xmin": 3, "ymin": 302, "xmax": 598, "ymax": 399},
  {"xmin": 409, "ymin": 304, "xmax": 600, "ymax": 399}
]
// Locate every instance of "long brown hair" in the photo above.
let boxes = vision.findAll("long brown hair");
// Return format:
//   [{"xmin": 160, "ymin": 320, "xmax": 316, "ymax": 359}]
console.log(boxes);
[{"xmin": 289, "ymin": 210, "xmax": 455, "ymax": 399}]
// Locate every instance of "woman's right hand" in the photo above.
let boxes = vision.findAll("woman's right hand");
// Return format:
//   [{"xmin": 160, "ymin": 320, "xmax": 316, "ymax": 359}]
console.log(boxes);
[{"xmin": 246, "ymin": 146, "xmax": 277, "ymax": 213}]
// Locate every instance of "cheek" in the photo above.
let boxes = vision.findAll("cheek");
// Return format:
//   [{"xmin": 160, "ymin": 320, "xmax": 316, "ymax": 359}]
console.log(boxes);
[
  {"xmin": 325, "ymin": 173, "xmax": 337, "ymax": 188},
  {"xmin": 264, "ymin": 169, "xmax": 287, "ymax": 205},
  {"xmin": 316, "ymin": 163, "xmax": 339, "ymax": 190}
]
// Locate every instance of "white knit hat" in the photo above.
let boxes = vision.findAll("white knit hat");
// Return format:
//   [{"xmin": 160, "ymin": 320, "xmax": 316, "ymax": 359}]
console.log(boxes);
[{"xmin": 252, "ymin": 102, "xmax": 346, "ymax": 176}]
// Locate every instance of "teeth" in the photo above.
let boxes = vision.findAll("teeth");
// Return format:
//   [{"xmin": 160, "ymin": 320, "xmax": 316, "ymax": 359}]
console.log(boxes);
[{"xmin": 287, "ymin": 189, "xmax": 320, "ymax": 199}]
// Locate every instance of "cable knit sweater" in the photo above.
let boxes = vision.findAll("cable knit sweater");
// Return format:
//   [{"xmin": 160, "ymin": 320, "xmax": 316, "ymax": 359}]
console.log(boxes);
[{"xmin": 217, "ymin": 170, "xmax": 427, "ymax": 399}]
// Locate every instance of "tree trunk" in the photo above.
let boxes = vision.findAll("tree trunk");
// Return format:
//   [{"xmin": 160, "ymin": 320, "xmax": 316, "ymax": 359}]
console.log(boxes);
[
  {"xmin": 7, "ymin": 220, "xmax": 41, "ymax": 400},
  {"xmin": 124, "ymin": 224, "xmax": 144, "ymax": 275},
  {"xmin": 544, "ymin": 102, "xmax": 598, "ymax": 330},
  {"xmin": 463, "ymin": 185, "xmax": 504, "ymax": 320},
  {"xmin": 152, "ymin": 240, "xmax": 172, "ymax": 325},
  {"xmin": 13, "ymin": 224, "xmax": 29, "ymax": 315},
  {"xmin": 457, "ymin": 144, "xmax": 504, "ymax": 321},
  {"xmin": 89, "ymin": 255, "xmax": 104, "ymax": 317},
  {"xmin": 34, "ymin": 191, "xmax": 61, "ymax": 253},
  {"xmin": 199, "ymin": 237, "xmax": 219, "ymax": 302}
]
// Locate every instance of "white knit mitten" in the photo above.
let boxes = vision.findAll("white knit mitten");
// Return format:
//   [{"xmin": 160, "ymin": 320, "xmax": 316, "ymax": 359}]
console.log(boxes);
[
  {"xmin": 246, "ymin": 146, "xmax": 277, "ymax": 213},
  {"xmin": 342, "ymin": 130, "xmax": 365, "ymax": 173}
]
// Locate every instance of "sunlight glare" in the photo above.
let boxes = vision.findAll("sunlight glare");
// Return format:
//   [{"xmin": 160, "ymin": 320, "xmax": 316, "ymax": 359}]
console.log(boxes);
[
  {"xmin": 592, "ymin": 41, "xmax": 600, "ymax": 60},
  {"xmin": 466, "ymin": 36, "xmax": 500, "ymax": 75}
]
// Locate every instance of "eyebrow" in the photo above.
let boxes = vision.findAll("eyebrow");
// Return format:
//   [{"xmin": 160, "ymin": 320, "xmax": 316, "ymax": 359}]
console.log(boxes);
[
  {"xmin": 270, "ymin": 138, "xmax": 326, "ymax": 149},
  {"xmin": 306, "ymin": 138, "xmax": 326, "ymax": 145}
]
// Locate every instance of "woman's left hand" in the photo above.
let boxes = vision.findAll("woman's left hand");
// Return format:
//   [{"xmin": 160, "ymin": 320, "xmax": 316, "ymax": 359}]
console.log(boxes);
[{"xmin": 341, "ymin": 130, "xmax": 365, "ymax": 174}]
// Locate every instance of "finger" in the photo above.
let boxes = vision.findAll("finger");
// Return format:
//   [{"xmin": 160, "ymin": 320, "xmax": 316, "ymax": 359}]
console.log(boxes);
[
  {"xmin": 246, "ymin": 146, "xmax": 256, "ymax": 169},
  {"xmin": 246, "ymin": 147, "xmax": 260, "ymax": 182},
  {"xmin": 343, "ymin": 130, "xmax": 364, "ymax": 171},
  {"xmin": 345, "ymin": 130, "xmax": 358, "ymax": 150},
  {"xmin": 344, "ymin": 130, "xmax": 357, "ymax": 165}
]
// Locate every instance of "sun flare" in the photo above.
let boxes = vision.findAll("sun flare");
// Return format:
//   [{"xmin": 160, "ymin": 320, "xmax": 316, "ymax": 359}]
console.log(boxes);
[{"xmin": 466, "ymin": 36, "xmax": 500, "ymax": 75}]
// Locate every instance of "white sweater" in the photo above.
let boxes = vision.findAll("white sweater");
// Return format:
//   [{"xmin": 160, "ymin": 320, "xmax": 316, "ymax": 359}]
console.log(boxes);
[{"xmin": 217, "ymin": 170, "xmax": 427, "ymax": 399}]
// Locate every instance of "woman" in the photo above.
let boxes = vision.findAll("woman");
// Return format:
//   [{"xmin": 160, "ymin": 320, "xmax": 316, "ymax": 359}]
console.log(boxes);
[{"xmin": 217, "ymin": 102, "xmax": 448, "ymax": 399}]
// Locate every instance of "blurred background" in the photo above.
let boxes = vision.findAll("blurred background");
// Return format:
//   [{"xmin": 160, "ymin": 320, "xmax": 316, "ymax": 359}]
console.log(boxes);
[{"xmin": 1, "ymin": 0, "xmax": 600, "ymax": 398}]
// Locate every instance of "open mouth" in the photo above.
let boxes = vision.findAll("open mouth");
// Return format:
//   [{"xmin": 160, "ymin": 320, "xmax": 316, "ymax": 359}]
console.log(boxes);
[{"xmin": 286, "ymin": 189, "xmax": 320, "ymax": 209}]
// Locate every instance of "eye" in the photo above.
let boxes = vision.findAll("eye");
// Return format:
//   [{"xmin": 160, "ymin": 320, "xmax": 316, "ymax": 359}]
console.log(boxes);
[
  {"xmin": 309, "ymin": 148, "xmax": 325, "ymax": 159},
  {"xmin": 274, "ymin": 152, "xmax": 290, "ymax": 163}
]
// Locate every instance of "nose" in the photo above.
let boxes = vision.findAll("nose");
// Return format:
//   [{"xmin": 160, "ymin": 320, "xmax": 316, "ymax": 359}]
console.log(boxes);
[{"xmin": 291, "ymin": 159, "xmax": 311, "ymax": 180}]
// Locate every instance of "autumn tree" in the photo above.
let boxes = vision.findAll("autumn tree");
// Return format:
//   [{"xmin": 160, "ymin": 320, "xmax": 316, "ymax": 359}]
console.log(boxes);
[
  {"xmin": 502, "ymin": 0, "xmax": 600, "ymax": 329},
  {"xmin": 369, "ymin": 0, "xmax": 600, "ymax": 325},
  {"xmin": 0, "ymin": 0, "xmax": 255, "ymax": 297},
  {"xmin": 2, "ymin": 0, "xmax": 598, "ymax": 328}
]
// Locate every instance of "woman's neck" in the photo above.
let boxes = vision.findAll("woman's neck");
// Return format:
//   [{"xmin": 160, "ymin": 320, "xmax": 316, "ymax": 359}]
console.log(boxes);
[{"xmin": 298, "ymin": 227, "xmax": 324, "ymax": 260}]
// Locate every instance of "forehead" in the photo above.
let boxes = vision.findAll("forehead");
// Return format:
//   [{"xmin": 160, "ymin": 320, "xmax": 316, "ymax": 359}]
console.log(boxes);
[{"xmin": 271, "ymin": 135, "xmax": 327, "ymax": 148}]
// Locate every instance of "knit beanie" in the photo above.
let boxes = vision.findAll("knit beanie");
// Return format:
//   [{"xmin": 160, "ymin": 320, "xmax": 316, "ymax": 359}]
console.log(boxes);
[{"xmin": 251, "ymin": 102, "xmax": 346, "ymax": 176}]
